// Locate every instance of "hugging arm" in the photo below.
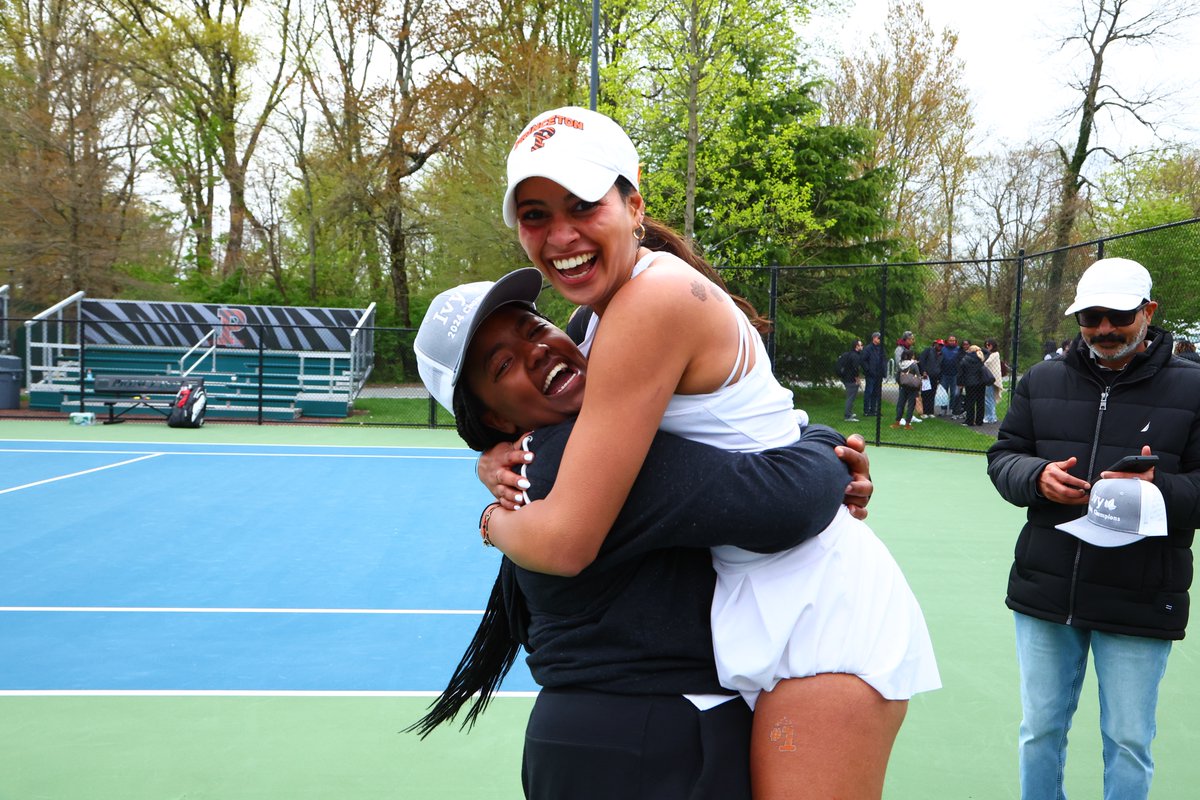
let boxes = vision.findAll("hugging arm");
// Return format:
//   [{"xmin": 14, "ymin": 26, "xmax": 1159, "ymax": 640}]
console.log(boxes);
[{"xmin": 509, "ymin": 421, "xmax": 850, "ymax": 567}]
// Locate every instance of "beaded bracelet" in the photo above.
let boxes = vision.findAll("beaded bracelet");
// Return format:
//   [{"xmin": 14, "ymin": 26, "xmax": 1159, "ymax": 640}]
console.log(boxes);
[{"xmin": 479, "ymin": 502, "xmax": 502, "ymax": 547}]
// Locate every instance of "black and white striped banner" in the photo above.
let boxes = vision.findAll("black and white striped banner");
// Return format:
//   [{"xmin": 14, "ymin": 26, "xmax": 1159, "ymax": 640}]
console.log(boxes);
[{"xmin": 81, "ymin": 300, "xmax": 367, "ymax": 351}]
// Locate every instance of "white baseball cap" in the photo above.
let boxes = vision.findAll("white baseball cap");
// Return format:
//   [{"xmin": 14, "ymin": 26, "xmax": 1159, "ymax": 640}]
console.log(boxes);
[
  {"xmin": 1064, "ymin": 257, "xmax": 1153, "ymax": 315},
  {"xmin": 414, "ymin": 269, "xmax": 543, "ymax": 413},
  {"xmin": 502, "ymin": 106, "xmax": 640, "ymax": 228},
  {"xmin": 1055, "ymin": 478, "xmax": 1168, "ymax": 548}
]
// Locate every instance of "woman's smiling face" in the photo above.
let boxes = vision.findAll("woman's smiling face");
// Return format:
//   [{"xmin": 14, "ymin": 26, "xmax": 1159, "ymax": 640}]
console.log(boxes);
[
  {"xmin": 514, "ymin": 177, "xmax": 644, "ymax": 315},
  {"xmin": 463, "ymin": 305, "xmax": 588, "ymax": 435}
]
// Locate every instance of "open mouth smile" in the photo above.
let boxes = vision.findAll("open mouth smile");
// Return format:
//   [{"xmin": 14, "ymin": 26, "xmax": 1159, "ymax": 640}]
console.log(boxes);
[
  {"xmin": 552, "ymin": 252, "xmax": 597, "ymax": 278},
  {"xmin": 543, "ymin": 362, "xmax": 580, "ymax": 395}
]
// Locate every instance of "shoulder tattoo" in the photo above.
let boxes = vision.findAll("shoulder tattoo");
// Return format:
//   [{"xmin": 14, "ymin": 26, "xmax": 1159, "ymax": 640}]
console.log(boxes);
[{"xmin": 690, "ymin": 280, "xmax": 707, "ymax": 302}]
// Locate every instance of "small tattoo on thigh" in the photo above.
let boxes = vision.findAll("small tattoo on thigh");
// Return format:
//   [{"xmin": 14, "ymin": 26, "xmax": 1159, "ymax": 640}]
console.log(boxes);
[{"xmin": 768, "ymin": 717, "xmax": 797, "ymax": 752}]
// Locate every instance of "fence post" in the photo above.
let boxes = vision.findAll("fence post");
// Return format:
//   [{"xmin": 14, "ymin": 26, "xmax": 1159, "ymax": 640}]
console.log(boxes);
[
  {"xmin": 257, "ymin": 323, "xmax": 265, "ymax": 426},
  {"xmin": 1012, "ymin": 249, "xmax": 1025, "ymax": 389},
  {"xmin": 767, "ymin": 264, "xmax": 778, "ymax": 367},
  {"xmin": 875, "ymin": 264, "xmax": 889, "ymax": 444},
  {"xmin": 78, "ymin": 316, "xmax": 87, "ymax": 413}
]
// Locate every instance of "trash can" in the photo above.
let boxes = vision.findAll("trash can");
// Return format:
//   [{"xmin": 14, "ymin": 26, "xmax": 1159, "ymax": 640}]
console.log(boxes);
[{"xmin": 0, "ymin": 355, "xmax": 21, "ymax": 410}]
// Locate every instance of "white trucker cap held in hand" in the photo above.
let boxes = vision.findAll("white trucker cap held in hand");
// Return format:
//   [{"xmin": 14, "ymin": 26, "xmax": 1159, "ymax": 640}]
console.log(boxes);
[{"xmin": 1055, "ymin": 478, "xmax": 1168, "ymax": 548}]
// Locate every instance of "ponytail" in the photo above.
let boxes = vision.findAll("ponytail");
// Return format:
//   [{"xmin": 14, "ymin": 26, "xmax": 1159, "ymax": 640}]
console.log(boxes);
[{"xmin": 616, "ymin": 178, "xmax": 772, "ymax": 335}]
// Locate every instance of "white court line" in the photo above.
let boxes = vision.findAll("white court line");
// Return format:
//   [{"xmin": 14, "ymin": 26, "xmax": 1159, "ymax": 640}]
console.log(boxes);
[
  {"xmin": 0, "ymin": 690, "xmax": 540, "ymax": 698},
  {"xmin": 0, "ymin": 606, "xmax": 483, "ymax": 615},
  {"xmin": 1, "ymin": 438, "xmax": 477, "ymax": 450},
  {"xmin": 0, "ymin": 447, "xmax": 474, "ymax": 460},
  {"xmin": 0, "ymin": 453, "xmax": 162, "ymax": 496}
]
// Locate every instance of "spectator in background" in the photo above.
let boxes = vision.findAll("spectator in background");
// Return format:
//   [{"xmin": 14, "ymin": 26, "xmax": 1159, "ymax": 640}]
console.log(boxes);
[
  {"xmin": 1044, "ymin": 341, "xmax": 1058, "ymax": 360},
  {"xmin": 958, "ymin": 344, "xmax": 988, "ymax": 426},
  {"xmin": 836, "ymin": 339, "xmax": 864, "ymax": 422},
  {"xmin": 939, "ymin": 335, "xmax": 962, "ymax": 417},
  {"xmin": 983, "ymin": 338, "xmax": 1004, "ymax": 424},
  {"xmin": 918, "ymin": 339, "xmax": 944, "ymax": 420},
  {"xmin": 861, "ymin": 331, "xmax": 885, "ymax": 417},
  {"xmin": 1174, "ymin": 339, "xmax": 1200, "ymax": 364},
  {"xmin": 891, "ymin": 348, "xmax": 921, "ymax": 430},
  {"xmin": 894, "ymin": 330, "xmax": 915, "ymax": 373}
]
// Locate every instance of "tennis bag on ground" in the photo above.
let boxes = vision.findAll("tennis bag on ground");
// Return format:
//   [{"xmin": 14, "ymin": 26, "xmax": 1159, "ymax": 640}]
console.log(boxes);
[{"xmin": 167, "ymin": 381, "xmax": 207, "ymax": 428}]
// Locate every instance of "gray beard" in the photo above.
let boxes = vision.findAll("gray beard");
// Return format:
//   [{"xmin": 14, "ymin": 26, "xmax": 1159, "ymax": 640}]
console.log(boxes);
[{"xmin": 1086, "ymin": 319, "xmax": 1149, "ymax": 367}]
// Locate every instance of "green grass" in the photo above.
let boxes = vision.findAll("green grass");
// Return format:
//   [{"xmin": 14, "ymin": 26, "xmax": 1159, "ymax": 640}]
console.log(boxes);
[
  {"xmin": 792, "ymin": 384, "xmax": 1005, "ymax": 453},
  {"xmin": 344, "ymin": 397, "xmax": 455, "ymax": 427},
  {"xmin": 344, "ymin": 384, "xmax": 1010, "ymax": 452}
]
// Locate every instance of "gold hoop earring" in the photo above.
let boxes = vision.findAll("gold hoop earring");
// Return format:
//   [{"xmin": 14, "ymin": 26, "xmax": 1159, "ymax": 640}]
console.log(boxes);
[{"xmin": 634, "ymin": 223, "xmax": 646, "ymax": 242}]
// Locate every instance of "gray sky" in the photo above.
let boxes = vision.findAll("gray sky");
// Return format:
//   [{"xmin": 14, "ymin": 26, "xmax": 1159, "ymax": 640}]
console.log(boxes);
[{"xmin": 809, "ymin": 0, "xmax": 1200, "ymax": 155}]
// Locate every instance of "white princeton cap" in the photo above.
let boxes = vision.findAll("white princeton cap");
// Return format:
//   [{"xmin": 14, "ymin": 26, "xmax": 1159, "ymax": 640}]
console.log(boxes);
[
  {"xmin": 1064, "ymin": 258, "xmax": 1153, "ymax": 315},
  {"xmin": 1055, "ymin": 478, "xmax": 1168, "ymax": 548},
  {"xmin": 502, "ymin": 106, "xmax": 640, "ymax": 228},
  {"xmin": 413, "ymin": 269, "xmax": 543, "ymax": 413}
]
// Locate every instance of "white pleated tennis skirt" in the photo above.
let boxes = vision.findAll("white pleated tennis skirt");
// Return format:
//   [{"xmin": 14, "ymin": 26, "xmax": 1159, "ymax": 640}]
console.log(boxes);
[{"xmin": 710, "ymin": 505, "xmax": 941, "ymax": 710}]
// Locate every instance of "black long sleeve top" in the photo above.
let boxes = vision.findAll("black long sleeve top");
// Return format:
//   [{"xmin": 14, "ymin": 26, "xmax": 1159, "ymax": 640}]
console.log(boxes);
[{"xmin": 509, "ymin": 421, "xmax": 849, "ymax": 695}]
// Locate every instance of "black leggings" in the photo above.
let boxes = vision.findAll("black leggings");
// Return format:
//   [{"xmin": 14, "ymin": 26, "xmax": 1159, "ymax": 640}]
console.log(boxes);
[{"xmin": 521, "ymin": 688, "xmax": 753, "ymax": 800}]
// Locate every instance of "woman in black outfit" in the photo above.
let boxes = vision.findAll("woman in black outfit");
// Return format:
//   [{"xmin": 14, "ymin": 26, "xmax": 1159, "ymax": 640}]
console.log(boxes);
[
  {"xmin": 410, "ymin": 273, "xmax": 871, "ymax": 799},
  {"xmin": 958, "ymin": 344, "xmax": 988, "ymax": 425}
]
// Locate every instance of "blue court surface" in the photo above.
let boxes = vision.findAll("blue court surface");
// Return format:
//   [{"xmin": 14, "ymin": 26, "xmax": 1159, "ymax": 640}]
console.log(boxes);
[
  {"xmin": 0, "ymin": 438, "xmax": 538, "ymax": 696},
  {"xmin": 4, "ymin": 424, "xmax": 1200, "ymax": 799}
]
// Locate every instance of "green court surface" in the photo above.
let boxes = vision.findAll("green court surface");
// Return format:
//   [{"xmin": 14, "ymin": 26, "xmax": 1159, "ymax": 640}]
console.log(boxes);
[{"xmin": 1, "ymin": 419, "xmax": 1197, "ymax": 799}]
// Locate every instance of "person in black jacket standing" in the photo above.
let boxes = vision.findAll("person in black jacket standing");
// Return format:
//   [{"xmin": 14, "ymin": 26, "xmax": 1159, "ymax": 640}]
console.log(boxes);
[
  {"xmin": 836, "ymin": 338, "xmax": 864, "ymax": 421},
  {"xmin": 861, "ymin": 331, "xmax": 885, "ymax": 416},
  {"xmin": 986, "ymin": 257, "xmax": 1200, "ymax": 800},
  {"xmin": 917, "ymin": 339, "xmax": 943, "ymax": 419},
  {"xmin": 957, "ymin": 344, "xmax": 987, "ymax": 426}
]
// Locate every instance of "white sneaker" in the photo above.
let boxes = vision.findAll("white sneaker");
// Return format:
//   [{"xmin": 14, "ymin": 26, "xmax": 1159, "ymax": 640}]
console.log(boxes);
[
  {"xmin": 911, "ymin": 417, "xmax": 923, "ymax": 423},
  {"xmin": 899, "ymin": 418, "xmax": 907, "ymax": 426}
]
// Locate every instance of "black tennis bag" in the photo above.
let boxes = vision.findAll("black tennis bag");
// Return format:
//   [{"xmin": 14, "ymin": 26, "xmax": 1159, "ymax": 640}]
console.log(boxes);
[{"xmin": 167, "ymin": 381, "xmax": 207, "ymax": 428}]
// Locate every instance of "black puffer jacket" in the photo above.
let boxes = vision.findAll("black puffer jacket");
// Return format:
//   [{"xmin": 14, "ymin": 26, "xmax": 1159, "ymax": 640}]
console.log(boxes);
[
  {"xmin": 987, "ymin": 328, "xmax": 1200, "ymax": 640},
  {"xmin": 957, "ymin": 348, "xmax": 988, "ymax": 387}
]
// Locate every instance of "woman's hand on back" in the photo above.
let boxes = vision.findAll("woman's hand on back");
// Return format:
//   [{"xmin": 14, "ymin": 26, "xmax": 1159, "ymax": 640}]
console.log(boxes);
[
  {"xmin": 836, "ymin": 434, "xmax": 873, "ymax": 520},
  {"xmin": 476, "ymin": 438, "xmax": 534, "ymax": 511}
]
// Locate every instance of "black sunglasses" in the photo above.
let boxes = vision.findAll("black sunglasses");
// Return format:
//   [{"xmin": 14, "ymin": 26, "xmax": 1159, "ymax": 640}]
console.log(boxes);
[{"xmin": 1074, "ymin": 303, "xmax": 1147, "ymax": 328}]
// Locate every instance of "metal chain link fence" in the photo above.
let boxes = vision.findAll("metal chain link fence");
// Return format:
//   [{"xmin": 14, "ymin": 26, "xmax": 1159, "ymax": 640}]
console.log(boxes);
[{"xmin": 3, "ymin": 218, "xmax": 1198, "ymax": 452}]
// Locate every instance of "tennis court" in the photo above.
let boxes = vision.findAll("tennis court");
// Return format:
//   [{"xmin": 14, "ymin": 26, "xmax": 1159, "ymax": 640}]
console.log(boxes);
[{"xmin": 1, "ymin": 419, "xmax": 1197, "ymax": 798}]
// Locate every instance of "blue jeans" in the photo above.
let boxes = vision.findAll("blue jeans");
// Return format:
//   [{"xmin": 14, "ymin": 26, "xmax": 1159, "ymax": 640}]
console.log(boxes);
[
  {"xmin": 863, "ymin": 376, "xmax": 881, "ymax": 416},
  {"xmin": 1013, "ymin": 612, "xmax": 1171, "ymax": 800},
  {"xmin": 984, "ymin": 386, "xmax": 998, "ymax": 422}
]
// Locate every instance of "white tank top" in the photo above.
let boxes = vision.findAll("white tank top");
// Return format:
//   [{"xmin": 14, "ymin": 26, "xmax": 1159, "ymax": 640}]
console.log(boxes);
[{"xmin": 579, "ymin": 251, "xmax": 799, "ymax": 452}]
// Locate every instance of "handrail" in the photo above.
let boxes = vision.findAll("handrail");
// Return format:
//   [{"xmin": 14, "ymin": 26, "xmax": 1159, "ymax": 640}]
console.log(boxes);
[
  {"xmin": 24, "ymin": 290, "xmax": 85, "ymax": 325},
  {"xmin": 348, "ymin": 302, "xmax": 376, "ymax": 394},
  {"xmin": 0, "ymin": 284, "xmax": 9, "ymax": 353},
  {"xmin": 23, "ymin": 291, "xmax": 85, "ymax": 389},
  {"xmin": 179, "ymin": 329, "xmax": 217, "ymax": 377}
]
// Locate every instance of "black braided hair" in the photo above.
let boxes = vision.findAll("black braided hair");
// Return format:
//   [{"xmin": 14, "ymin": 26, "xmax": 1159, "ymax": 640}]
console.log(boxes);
[
  {"xmin": 452, "ymin": 382, "xmax": 517, "ymax": 453},
  {"xmin": 404, "ymin": 563, "xmax": 522, "ymax": 739},
  {"xmin": 407, "ymin": 301, "xmax": 551, "ymax": 737}
]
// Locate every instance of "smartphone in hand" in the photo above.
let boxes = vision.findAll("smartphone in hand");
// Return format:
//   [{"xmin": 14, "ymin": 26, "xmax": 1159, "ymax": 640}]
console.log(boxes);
[{"xmin": 1104, "ymin": 454, "xmax": 1159, "ymax": 473}]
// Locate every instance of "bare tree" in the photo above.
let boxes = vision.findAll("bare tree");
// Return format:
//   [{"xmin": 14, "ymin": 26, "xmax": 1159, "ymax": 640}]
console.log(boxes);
[
  {"xmin": 0, "ymin": 0, "xmax": 157, "ymax": 305},
  {"xmin": 1042, "ymin": 0, "xmax": 1198, "ymax": 337},
  {"xmin": 964, "ymin": 143, "xmax": 1061, "ymax": 344},
  {"xmin": 822, "ymin": 0, "xmax": 975, "ymax": 255},
  {"xmin": 297, "ymin": 0, "xmax": 488, "ymax": 324},
  {"xmin": 104, "ymin": 0, "xmax": 303, "ymax": 279}
]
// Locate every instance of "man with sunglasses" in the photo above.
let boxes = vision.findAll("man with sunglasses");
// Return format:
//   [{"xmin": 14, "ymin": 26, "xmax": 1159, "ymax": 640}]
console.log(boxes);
[{"xmin": 987, "ymin": 257, "xmax": 1200, "ymax": 800}]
